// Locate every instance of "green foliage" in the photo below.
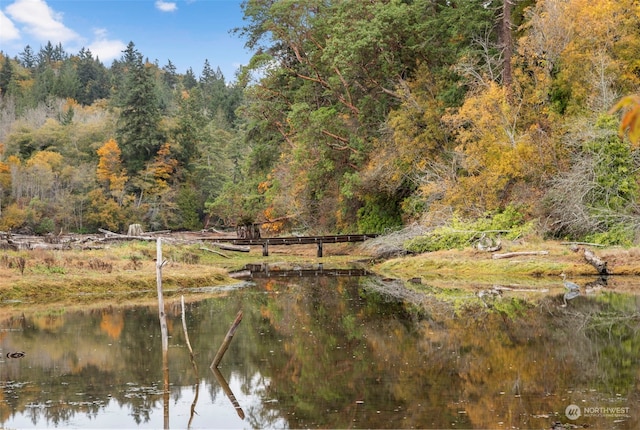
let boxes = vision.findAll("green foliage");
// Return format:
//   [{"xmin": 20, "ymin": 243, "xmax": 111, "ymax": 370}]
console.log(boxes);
[
  {"xmin": 356, "ymin": 195, "xmax": 403, "ymax": 234},
  {"xmin": 584, "ymin": 224, "xmax": 634, "ymax": 247},
  {"xmin": 405, "ymin": 206, "xmax": 533, "ymax": 253},
  {"xmin": 115, "ymin": 43, "xmax": 164, "ymax": 174},
  {"xmin": 35, "ymin": 217, "xmax": 55, "ymax": 235},
  {"xmin": 584, "ymin": 116, "xmax": 638, "ymax": 211},
  {"xmin": 173, "ymin": 186, "xmax": 202, "ymax": 231},
  {"xmin": 1, "ymin": 0, "xmax": 639, "ymax": 238}
]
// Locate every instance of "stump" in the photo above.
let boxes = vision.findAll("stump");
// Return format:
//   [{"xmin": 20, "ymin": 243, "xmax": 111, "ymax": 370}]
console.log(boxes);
[{"xmin": 128, "ymin": 224, "xmax": 144, "ymax": 236}]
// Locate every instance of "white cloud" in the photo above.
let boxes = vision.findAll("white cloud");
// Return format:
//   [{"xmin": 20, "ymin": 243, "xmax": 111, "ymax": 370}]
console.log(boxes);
[
  {"xmin": 0, "ymin": 11, "xmax": 21, "ymax": 41},
  {"xmin": 155, "ymin": 1, "xmax": 177, "ymax": 12},
  {"xmin": 6, "ymin": 0, "xmax": 79, "ymax": 44},
  {"xmin": 88, "ymin": 28, "xmax": 126, "ymax": 62}
]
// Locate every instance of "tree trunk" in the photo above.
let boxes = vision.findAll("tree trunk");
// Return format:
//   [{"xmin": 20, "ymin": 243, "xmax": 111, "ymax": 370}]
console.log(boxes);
[{"xmin": 502, "ymin": 0, "xmax": 513, "ymax": 89}]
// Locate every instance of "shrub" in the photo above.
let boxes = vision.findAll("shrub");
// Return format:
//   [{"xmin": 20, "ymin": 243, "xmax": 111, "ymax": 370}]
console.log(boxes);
[
  {"xmin": 404, "ymin": 205, "xmax": 533, "ymax": 253},
  {"xmin": 357, "ymin": 196, "xmax": 403, "ymax": 233},
  {"xmin": 584, "ymin": 224, "xmax": 634, "ymax": 247}
]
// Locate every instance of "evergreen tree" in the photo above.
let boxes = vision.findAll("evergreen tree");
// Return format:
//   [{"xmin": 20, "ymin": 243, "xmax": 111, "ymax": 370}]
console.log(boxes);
[
  {"xmin": 77, "ymin": 48, "xmax": 110, "ymax": 105},
  {"xmin": 173, "ymin": 86, "xmax": 206, "ymax": 169},
  {"xmin": 19, "ymin": 45, "xmax": 36, "ymax": 70},
  {"xmin": 52, "ymin": 60, "xmax": 79, "ymax": 100},
  {"xmin": 183, "ymin": 67, "xmax": 198, "ymax": 89},
  {"xmin": 37, "ymin": 42, "xmax": 56, "ymax": 69},
  {"xmin": 33, "ymin": 66, "xmax": 56, "ymax": 103},
  {"xmin": 162, "ymin": 60, "xmax": 178, "ymax": 89},
  {"xmin": 0, "ymin": 56, "xmax": 13, "ymax": 96},
  {"xmin": 115, "ymin": 43, "xmax": 164, "ymax": 174}
]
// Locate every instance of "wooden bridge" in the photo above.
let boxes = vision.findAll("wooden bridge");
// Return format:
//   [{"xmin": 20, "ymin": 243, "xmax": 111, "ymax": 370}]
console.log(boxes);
[
  {"xmin": 229, "ymin": 265, "xmax": 370, "ymax": 279},
  {"xmin": 213, "ymin": 234, "xmax": 378, "ymax": 257}
]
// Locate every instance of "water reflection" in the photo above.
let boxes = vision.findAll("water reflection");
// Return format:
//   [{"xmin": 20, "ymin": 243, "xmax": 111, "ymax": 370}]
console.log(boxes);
[{"xmin": 0, "ymin": 274, "xmax": 639, "ymax": 429}]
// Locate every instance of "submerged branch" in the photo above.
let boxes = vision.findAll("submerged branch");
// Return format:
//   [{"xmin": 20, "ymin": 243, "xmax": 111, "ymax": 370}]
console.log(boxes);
[{"xmin": 211, "ymin": 311, "xmax": 243, "ymax": 368}]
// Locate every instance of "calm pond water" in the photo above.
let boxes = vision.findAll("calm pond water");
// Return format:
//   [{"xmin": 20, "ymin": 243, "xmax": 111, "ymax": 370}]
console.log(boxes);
[{"xmin": 1, "ymin": 271, "xmax": 639, "ymax": 429}]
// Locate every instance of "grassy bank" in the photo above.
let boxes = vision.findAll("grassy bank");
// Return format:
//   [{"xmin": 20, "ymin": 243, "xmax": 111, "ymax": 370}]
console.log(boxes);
[
  {"xmin": 0, "ymin": 240, "xmax": 372, "ymax": 310},
  {"xmin": 1, "ymin": 238, "xmax": 638, "ymax": 312}
]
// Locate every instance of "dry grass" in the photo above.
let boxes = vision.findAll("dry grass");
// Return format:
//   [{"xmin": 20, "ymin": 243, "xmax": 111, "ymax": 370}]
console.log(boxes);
[
  {"xmin": 0, "ymin": 240, "xmax": 373, "ymax": 309},
  {"xmin": 0, "ymin": 242, "xmax": 230, "ymax": 305}
]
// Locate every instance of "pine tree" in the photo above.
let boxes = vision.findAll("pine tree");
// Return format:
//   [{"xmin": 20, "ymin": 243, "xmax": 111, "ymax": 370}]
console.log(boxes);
[
  {"xmin": 183, "ymin": 67, "xmax": 197, "ymax": 89},
  {"xmin": 77, "ymin": 48, "xmax": 110, "ymax": 105},
  {"xmin": 0, "ymin": 56, "xmax": 13, "ymax": 96},
  {"xmin": 19, "ymin": 45, "xmax": 36, "ymax": 70},
  {"xmin": 115, "ymin": 43, "xmax": 164, "ymax": 174},
  {"xmin": 162, "ymin": 60, "xmax": 178, "ymax": 89}
]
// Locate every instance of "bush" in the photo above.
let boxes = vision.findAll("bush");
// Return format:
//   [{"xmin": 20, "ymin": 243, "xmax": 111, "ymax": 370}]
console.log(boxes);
[
  {"xmin": 35, "ymin": 217, "xmax": 55, "ymax": 235},
  {"xmin": 357, "ymin": 196, "xmax": 403, "ymax": 233},
  {"xmin": 584, "ymin": 224, "xmax": 635, "ymax": 247},
  {"xmin": 404, "ymin": 205, "xmax": 533, "ymax": 253}
]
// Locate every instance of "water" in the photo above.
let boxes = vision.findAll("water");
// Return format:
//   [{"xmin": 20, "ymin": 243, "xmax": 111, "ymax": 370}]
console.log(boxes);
[{"xmin": 1, "ymin": 273, "xmax": 639, "ymax": 429}]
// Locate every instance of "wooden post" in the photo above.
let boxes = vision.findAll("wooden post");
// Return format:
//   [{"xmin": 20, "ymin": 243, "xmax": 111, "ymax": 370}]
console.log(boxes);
[
  {"xmin": 156, "ymin": 238, "xmax": 169, "ymax": 429},
  {"xmin": 211, "ymin": 311, "xmax": 243, "ymax": 368},
  {"xmin": 317, "ymin": 241, "xmax": 323, "ymax": 258},
  {"xmin": 262, "ymin": 242, "xmax": 269, "ymax": 256},
  {"xmin": 156, "ymin": 239, "xmax": 169, "ymax": 354}
]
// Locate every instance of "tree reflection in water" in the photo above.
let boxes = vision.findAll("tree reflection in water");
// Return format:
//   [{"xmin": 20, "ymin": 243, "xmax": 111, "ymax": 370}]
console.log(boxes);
[{"xmin": 0, "ymin": 275, "xmax": 638, "ymax": 429}]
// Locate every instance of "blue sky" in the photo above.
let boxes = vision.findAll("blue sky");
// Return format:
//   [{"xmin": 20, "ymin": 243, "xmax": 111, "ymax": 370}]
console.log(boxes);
[{"xmin": 0, "ymin": 0, "xmax": 253, "ymax": 81}]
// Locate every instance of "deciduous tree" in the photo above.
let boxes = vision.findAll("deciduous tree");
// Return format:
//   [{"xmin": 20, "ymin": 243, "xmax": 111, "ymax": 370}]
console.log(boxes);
[{"xmin": 96, "ymin": 138, "xmax": 128, "ymax": 204}]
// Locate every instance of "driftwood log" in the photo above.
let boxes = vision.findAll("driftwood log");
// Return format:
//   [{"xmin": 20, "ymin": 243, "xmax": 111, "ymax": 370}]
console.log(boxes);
[
  {"xmin": 200, "ymin": 246, "xmax": 230, "ymax": 258},
  {"xmin": 492, "ymin": 251, "xmax": 549, "ymax": 259},
  {"xmin": 209, "ymin": 242, "xmax": 250, "ymax": 253},
  {"xmin": 0, "ymin": 229, "xmax": 249, "ymax": 251},
  {"xmin": 572, "ymin": 246, "xmax": 610, "ymax": 275}
]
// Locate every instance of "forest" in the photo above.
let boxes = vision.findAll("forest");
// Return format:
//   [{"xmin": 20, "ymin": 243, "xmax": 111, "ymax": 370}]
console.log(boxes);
[{"xmin": 0, "ymin": 0, "xmax": 639, "ymax": 244}]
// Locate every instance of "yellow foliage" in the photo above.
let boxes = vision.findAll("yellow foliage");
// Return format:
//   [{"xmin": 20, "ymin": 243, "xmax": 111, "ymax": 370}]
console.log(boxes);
[
  {"xmin": 258, "ymin": 179, "xmax": 271, "ymax": 194},
  {"xmin": 26, "ymin": 150, "xmax": 64, "ymax": 171},
  {"xmin": 96, "ymin": 138, "xmax": 128, "ymax": 200},
  {"xmin": 0, "ymin": 160, "xmax": 10, "ymax": 191},
  {"xmin": 0, "ymin": 203, "xmax": 26, "ymax": 231},
  {"xmin": 370, "ymin": 64, "xmax": 447, "ymax": 193},
  {"xmin": 443, "ymin": 83, "xmax": 555, "ymax": 214},
  {"xmin": 519, "ymin": 0, "xmax": 640, "ymax": 114},
  {"xmin": 6, "ymin": 155, "xmax": 21, "ymax": 167},
  {"xmin": 262, "ymin": 206, "xmax": 285, "ymax": 234},
  {"xmin": 610, "ymin": 94, "xmax": 640, "ymax": 146},
  {"xmin": 63, "ymin": 98, "xmax": 80, "ymax": 110},
  {"xmin": 85, "ymin": 189, "xmax": 127, "ymax": 231},
  {"xmin": 151, "ymin": 142, "xmax": 178, "ymax": 190}
]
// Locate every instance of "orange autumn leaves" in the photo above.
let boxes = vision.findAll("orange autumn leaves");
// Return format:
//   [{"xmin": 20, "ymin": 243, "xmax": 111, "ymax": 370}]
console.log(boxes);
[
  {"xmin": 610, "ymin": 95, "xmax": 640, "ymax": 146},
  {"xmin": 96, "ymin": 138, "xmax": 128, "ymax": 202},
  {"xmin": 96, "ymin": 138, "xmax": 178, "ymax": 200}
]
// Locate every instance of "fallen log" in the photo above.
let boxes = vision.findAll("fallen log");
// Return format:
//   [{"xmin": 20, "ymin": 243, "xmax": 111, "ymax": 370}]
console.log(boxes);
[
  {"xmin": 200, "ymin": 246, "xmax": 230, "ymax": 258},
  {"xmin": 492, "ymin": 285, "xmax": 550, "ymax": 293},
  {"xmin": 210, "ymin": 242, "xmax": 250, "ymax": 253},
  {"xmin": 98, "ymin": 228, "xmax": 156, "ymax": 241},
  {"xmin": 580, "ymin": 247, "xmax": 610, "ymax": 275},
  {"xmin": 492, "ymin": 251, "xmax": 549, "ymax": 259},
  {"xmin": 561, "ymin": 241, "xmax": 606, "ymax": 247}
]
